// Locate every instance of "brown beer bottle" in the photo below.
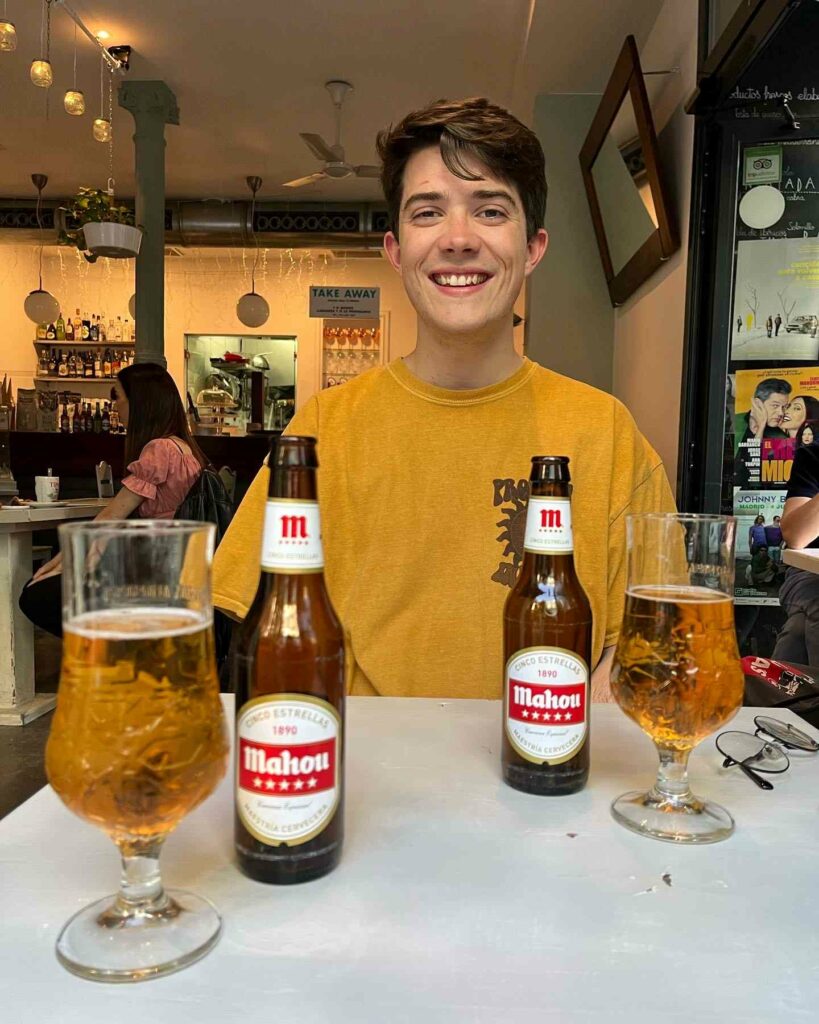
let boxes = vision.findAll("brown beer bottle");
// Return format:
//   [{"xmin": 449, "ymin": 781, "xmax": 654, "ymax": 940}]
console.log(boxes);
[
  {"xmin": 234, "ymin": 436, "xmax": 345, "ymax": 883},
  {"xmin": 502, "ymin": 456, "xmax": 592, "ymax": 795}
]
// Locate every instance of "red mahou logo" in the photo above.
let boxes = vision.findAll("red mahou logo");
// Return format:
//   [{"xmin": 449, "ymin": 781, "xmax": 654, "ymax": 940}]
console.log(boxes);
[
  {"xmin": 239, "ymin": 737, "xmax": 336, "ymax": 795},
  {"xmin": 539, "ymin": 508, "xmax": 563, "ymax": 529},
  {"xmin": 280, "ymin": 514, "xmax": 308, "ymax": 540}
]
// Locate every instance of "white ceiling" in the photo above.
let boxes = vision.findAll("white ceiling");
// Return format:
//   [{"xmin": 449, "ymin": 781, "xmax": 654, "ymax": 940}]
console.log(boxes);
[{"xmin": 0, "ymin": 0, "xmax": 664, "ymax": 201}]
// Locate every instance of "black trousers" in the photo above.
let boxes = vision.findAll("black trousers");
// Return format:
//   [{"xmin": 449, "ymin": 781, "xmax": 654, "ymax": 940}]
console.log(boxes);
[{"xmin": 18, "ymin": 574, "xmax": 63, "ymax": 639}]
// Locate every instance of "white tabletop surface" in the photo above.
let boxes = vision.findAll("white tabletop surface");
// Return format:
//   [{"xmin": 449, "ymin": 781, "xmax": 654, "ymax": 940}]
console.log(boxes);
[
  {"xmin": 784, "ymin": 547, "xmax": 819, "ymax": 573},
  {"xmin": 1, "ymin": 698, "xmax": 817, "ymax": 1023},
  {"xmin": 0, "ymin": 498, "xmax": 108, "ymax": 531}
]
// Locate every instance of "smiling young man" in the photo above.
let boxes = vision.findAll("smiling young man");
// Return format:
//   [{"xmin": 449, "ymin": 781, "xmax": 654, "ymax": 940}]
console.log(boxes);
[{"xmin": 213, "ymin": 97, "xmax": 675, "ymax": 700}]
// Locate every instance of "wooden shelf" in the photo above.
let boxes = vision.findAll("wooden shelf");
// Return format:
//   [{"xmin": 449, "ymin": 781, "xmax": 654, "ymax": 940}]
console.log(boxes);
[
  {"xmin": 35, "ymin": 376, "xmax": 118, "ymax": 384},
  {"xmin": 34, "ymin": 340, "xmax": 134, "ymax": 347}
]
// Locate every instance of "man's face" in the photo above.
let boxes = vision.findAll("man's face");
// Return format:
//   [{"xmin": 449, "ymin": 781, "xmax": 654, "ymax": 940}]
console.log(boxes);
[
  {"xmin": 762, "ymin": 391, "xmax": 789, "ymax": 427},
  {"xmin": 383, "ymin": 146, "xmax": 547, "ymax": 337}
]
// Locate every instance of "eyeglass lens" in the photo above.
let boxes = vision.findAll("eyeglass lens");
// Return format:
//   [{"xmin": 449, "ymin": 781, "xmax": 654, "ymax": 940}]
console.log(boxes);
[
  {"xmin": 715, "ymin": 732, "xmax": 790, "ymax": 774},
  {"xmin": 754, "ymin": 716, "xmax": 819, "ymax": 752}
]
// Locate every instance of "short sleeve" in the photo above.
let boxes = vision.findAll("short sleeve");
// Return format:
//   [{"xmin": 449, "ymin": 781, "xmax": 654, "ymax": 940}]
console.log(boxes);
[
  {"xmin": 604, "ymin": 406, "xmax": 677, "ymax": 649},
  {"xmin": 786, "ymin": 445, "xmax": 819, "ymax": 500},
  {"xmin": 122, "ymin": 438, "xmax": 174, "ymax": 501}
]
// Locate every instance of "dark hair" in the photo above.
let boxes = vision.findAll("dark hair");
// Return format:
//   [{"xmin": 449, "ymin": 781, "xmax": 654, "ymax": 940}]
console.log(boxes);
[
  {"xmin": 754, "ymin": 515, "xmax": 765, "ymax": 524},
  {"xmin": 376, "ymin": 97, "xmax": 547, "ymax": 241},
  {"xmin": 754, "ymin": 378, "xmax": 792, "ymax": 401},
  {"xmin": 790, "ymin": 395, "xmax": 819, "ymax": 425},
  {"xmin": 796, "ymin": 418, "xmax": 819, "ymax": 446},
  {"xmin": 117, "ymin": 363, "xmax": 208, "ymax": 469}
]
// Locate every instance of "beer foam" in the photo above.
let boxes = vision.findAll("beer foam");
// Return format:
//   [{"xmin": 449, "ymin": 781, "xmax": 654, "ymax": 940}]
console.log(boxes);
[
  {"xmin": 66, "ymin": 606, "xmax": 211, "ymax": 640},
  {"xmin": 627, "ymin": 584, "xmax": 731, "ymax": 604}
]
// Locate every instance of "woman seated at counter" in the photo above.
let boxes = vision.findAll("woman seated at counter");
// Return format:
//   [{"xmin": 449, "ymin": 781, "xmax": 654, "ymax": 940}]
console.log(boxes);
[{"xmin": 19, "ymin": 363, "xmax": 209, "ymax": 638}]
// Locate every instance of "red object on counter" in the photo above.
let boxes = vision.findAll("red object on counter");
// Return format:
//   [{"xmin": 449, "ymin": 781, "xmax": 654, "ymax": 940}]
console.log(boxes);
[
  {"xmin": 741, "ymin": 656, "xmax": 815, "ymax": 696},
  {"xmin": 222, "ymin": 352, "xmax": 247, "ymax": 363}
]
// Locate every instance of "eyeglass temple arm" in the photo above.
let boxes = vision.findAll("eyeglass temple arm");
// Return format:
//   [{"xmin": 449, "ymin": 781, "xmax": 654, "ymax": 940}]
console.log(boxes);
[{"xmin": 721, "ymin": 755, "xmax": 774, "ymax": 790}]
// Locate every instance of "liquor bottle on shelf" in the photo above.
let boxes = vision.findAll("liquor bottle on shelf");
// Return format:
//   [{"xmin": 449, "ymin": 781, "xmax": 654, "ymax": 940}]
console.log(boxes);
[
  {"xmin": 46, "ymin": 322, "xmax": 56, "ymax": 341},
  {"xmin": 89, "ymin": 316, "xmax": 98, "ymax": 342},
  {"xmin": 56, "ymin": 313, "xmax": 66, "ymax": 341},
  {"xmin": 67, "ymin": 351, "xmax": 77, "ymax": 377},
  {"xmin": 103, "ymin": 348, "xmax": 112, "ymax": 377},
  {"xmin": 57, "ymin": 351, "xmax": 68, "ymax": 377},
  {"xmin": 73, "ymin": 309, "xmax": 82, "ymax": 340},
  {"xmin": 111, "ymin": 350, "xmax": 120, "ymax": 375},
  {"xmin": 112, "ymin": 316, "xmax": 122, "ymax": 342},
  {"xmin": 81, "ymin": 312, "xmax": 90, "ymax": 341},
  {"xmin": 93, "ymin": 402, "xmax": 102, "ymax": 434},
  {"xmin": 108, "ymin": 318, "xmax": 115, "ymax": 343},
  {"xmin": 93, "ymin": 350, "xmax": 102, "ymax": 378},
  {"xmin": 98, "ymin": 317, "xmax": 107, "ymax": 343},
  {"xmin": 65, "ymin": 316, "xmax": 75, "ymax": 342},
  {"xmin": 48, "ymin": 349, "xmax": 57, "ymax": 376},
  {"xmin": 110, "ymin": 405, "xmax": 120, "ymax": 432},
  {"xmin": 71, "ymin": 401, "xmax": 81, "ymax": 433},
  {"xmin": 101, "ymin": 403, "xmax": 111, "ymax": 433},
  {"xmin": 123, "ymin": 317, "xmax": 133, "ymax": 342},
  {"xmin": 36, "ymin": 322, "xmax": 47, "ymax": 341},
  {"xmin": 37, "ymin": 350, "xmax": 47, "ymax": 376},
  {"xmin": 60, "ymin": 401, "xmax": 70, "ymax": 433}
]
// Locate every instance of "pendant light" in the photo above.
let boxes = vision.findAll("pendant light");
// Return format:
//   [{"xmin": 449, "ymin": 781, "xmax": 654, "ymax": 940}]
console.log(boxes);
[
  {"xmin": 92, "ymin": 52, "xmax": 111, "ymax": 141},
  {"xmin": 30, "ymin": 0, "xmax": 52, "ymax": 88},
  {"xmin": 24, "ymin": 174, "xmax": 60, "ymax": 325},
  {"xmin": 64, "ymin": 24, "xmax": 84, "ymax": 115},
  {"xmin": 236, "ymin": 176, "xmax": 270, "ymax": 328},
  {"xmin": 0, "ymin": 1, "xmax": 17, "ymax": 52}
]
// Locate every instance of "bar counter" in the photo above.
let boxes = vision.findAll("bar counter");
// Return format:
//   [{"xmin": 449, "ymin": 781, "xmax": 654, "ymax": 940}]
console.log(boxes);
[{"xmin": 8, "ymin": 430, "xmax": 273, "ymax": 502}]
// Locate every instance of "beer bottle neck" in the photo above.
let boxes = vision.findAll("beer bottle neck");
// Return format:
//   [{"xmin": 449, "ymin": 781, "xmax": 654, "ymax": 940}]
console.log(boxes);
[{"xmin": 519, "ymin": 483, "xmax": 576, "ymax": 579}]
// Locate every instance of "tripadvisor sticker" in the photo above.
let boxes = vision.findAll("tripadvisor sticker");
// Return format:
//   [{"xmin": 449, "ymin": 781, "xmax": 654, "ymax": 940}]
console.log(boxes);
[{"xmin": 743, "ymin": 145, "xmax": 782, "ymax": 187}]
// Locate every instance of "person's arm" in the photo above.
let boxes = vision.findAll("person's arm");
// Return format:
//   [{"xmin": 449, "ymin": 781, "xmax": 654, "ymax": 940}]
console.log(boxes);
[
  {"xmin": 779, "ymin": 446, "xmax": 819, "ymax": 548},
  {"xmin": 780, "ymin": 495, "xmax": 819, "ymax": 549},
  {"xmin": 30, "ymin": 487, "xmax": 144, "ymax": 582},
  {"xmin": 591, "ymin": 645, "xmax": 615, "ymax": 703}
]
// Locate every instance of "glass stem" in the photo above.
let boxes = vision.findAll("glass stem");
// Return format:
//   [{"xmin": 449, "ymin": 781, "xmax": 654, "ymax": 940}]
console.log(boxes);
[
  {"xmin": 109, "ymin": 840, "xmax": 173, "ymax": 920},
  {"xmin": 653, "ymin": 747, "xmax": 693, "ymax": 803}
]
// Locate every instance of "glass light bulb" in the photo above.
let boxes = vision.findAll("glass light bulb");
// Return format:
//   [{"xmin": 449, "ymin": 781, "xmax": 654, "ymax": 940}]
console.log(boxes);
[
  {"xmin": 0, "ymin": 19, "xmax": 17, "ymax": 52},
  {"xmin": 236, "ymin": 291, "xmax": 270, "ymax": 328},
  {"xmin": 24, "ymin": 289, "xmax": 60, "ymax": 325},
  {"xmin": 30, "ymin": 59, "xmax": 53, "ymax": 88},
  {"xmin": 92, "ymin": 117, "xmax": 112, "ymax": 142},
  {"xmin": 64, "ymin": 89, "xmax": 85, "ymax": 116}
]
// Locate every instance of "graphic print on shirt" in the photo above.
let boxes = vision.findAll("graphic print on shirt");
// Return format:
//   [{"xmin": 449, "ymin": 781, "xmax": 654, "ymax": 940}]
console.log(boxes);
[{"xmin": 492, "ymin": 477, "xmax": 529, "ymax": 588}]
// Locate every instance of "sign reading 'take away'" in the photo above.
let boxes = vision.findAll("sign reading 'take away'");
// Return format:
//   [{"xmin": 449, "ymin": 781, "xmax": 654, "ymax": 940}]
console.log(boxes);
[{"xmin": 309, "ymin": 286, "xmax": 380, "ymax": 318}]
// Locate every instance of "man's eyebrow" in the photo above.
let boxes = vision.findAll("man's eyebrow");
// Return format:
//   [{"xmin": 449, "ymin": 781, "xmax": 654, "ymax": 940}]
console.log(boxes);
[
  {"xmin": 402, "ymin": 191, "xmax": 445, "ymax": 210},
  {"xmin": 401, "ymin": 188, "xmax": 519, "ymax": 211}
]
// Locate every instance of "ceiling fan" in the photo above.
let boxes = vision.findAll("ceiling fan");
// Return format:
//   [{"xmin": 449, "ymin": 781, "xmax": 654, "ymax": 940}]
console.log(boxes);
[{"xmin": 282, "ymin": 80, "xmax": 380, "ymax": 189}]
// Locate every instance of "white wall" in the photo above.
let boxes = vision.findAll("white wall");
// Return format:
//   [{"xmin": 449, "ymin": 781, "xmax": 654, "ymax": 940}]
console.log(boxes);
[
  {"xmin": 611, "ymin": 0, "xmax": 698, "ymax": 493},
  {"xmin": 0, "ymin": 246, "xmax": 420, "ymax": 409},
  {"xmin": 527, "ymin": 94, "xmax": 615, "ymax": 393}
]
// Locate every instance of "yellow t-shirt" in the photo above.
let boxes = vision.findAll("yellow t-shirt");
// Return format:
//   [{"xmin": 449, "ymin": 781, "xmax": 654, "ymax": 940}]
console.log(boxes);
[{"xmin": 213, "ymin": 357, "xmax": 675, "ymax": 698}]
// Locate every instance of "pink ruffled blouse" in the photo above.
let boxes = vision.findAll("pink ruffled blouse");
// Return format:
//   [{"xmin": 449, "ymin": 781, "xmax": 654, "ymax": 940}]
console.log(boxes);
[{"xmin": 122, "ymin": 437, "xmax": 202, "ymax": 519}]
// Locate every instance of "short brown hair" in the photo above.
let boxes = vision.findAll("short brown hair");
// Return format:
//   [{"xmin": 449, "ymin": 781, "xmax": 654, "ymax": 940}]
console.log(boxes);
[{"xmin": 376, "ymin": 97, "xmax": 547, "ymax": 241}]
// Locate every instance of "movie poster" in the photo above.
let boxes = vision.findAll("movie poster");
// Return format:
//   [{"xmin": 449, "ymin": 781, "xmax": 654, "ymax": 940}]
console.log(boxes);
[
  {"xmin": 730, "ymin": 238, "xmax": 819, "ymax": 361},
  {"xmin": 733, "ymin": 365, "xmax": 819, "ymax": 485},
  {"xmin": 733, "ymin": 489, "xmax": 787, "ymax": 605}
]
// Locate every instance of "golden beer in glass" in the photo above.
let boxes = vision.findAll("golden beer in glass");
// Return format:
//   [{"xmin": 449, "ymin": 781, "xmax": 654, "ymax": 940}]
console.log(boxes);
[
  {"xmin": 610, "ymin": 515, "xmax": 744, "ymax": 843},
  {"xmin": 46, "ymin": 521, "xmax": 228, "ymax": 982}
]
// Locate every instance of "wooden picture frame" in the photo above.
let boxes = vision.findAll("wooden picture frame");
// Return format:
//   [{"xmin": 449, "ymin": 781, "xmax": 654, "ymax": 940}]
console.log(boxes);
[{"xmin": 579, "ymin": 35, "xmax": 679, "ymax": 307}]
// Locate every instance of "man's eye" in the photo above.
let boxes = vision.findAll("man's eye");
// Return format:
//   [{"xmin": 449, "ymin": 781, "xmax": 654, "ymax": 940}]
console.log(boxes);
[
  {"xmin": 479, "ymin": 208, "xmax": 506, "ymax": 219},
  {"xmin": 412, "ymin": 209, "xmax": 439, "ymax": 220}
]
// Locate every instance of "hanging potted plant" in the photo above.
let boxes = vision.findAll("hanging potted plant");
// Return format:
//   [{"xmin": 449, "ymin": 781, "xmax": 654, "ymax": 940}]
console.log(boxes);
[{"xmin": 59, "ymin": 186, "xmax": 143, "ymax": 260}]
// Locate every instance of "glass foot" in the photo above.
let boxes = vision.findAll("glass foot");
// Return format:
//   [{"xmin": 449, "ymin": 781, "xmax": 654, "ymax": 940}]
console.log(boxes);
[
  {"xmin": 611, "ymin": 788, "xmax": 735, "ymax": 844},
  {"xmin": 55, "ymin": 889, "xmax": 222, "ymax": 983}
]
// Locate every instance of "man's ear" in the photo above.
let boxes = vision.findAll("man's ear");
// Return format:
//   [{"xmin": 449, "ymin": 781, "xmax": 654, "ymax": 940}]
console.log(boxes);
[
  {"xmin": 383, "ymin": 231, "xmax": 401, "ymax": 273},
  {"xmin": 524, "ymin": 228, "xmax": 548, "ymax": 278}
]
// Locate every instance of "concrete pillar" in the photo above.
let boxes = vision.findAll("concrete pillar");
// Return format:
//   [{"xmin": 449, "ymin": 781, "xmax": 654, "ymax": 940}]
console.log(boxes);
[{"xmin": 118, "ymin": 81, "xmax": 179, "ymax": 368}]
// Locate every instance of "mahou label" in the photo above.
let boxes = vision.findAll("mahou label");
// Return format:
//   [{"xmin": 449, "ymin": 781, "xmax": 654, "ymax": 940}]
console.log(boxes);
[
  {"xmin": 523, "ymin": 497, "xmax": 573, "ymax": 554},
  {"xmin": 505, "ymin": 647, "xmax": 588, "ymax": 765},
  {"xmin": 262, "ymin": 499, "xmax": 324, "ymax": 573},
  {"xmin": 236, "ymin": 694, "xmax": 341, "ymax": 846}
]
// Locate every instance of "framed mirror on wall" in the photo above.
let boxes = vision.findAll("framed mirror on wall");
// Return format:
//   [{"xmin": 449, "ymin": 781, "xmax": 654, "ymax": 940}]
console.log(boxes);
[{"xmin": 579, "ymin": 35, "xmax": 679, "ymax": 308}]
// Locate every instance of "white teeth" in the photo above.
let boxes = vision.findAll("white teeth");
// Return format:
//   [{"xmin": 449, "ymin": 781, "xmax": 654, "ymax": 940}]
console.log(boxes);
[{"xmin": 433, "ymin": 273, "xmax": 488, "ymax": 287}]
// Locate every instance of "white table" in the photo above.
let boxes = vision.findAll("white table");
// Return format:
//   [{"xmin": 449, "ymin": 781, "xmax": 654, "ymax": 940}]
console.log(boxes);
[
  {"xmin": 784, "ymin": 547, "xmax": 819, "ymax": 574},
  {"xmin": 0, "ymin": 499, "xmax": 107, "ymax": 725},
  {"xmin": 1, "ymin": 698, "xmax": 817, "ymax": 1022}
]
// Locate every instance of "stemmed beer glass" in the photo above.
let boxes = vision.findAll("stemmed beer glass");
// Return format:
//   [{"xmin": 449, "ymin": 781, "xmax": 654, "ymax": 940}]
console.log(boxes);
[
  {"xmin": 46, "ymin": 521, "xmax": 229, "ymax": 982},
  {"xmin": 610, "ymin": 513, "xmax": 745, "ymax": 843}
]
